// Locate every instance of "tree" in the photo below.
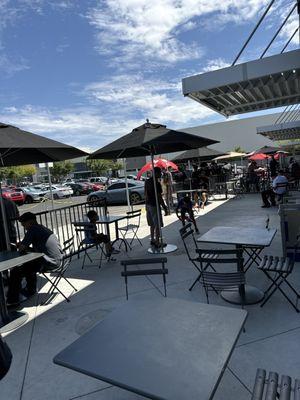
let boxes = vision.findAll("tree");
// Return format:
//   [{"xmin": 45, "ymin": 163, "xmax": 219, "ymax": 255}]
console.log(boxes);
[
  {"xmin": 87, "ymin": 159, "xmax": 122, "ymax": 177},
  {"xmin": 0, "ymin": 165, "xmax": 36, "ymax": 183},
  {"xmin": 232, "ymin": 146, "xmax": 246, "ymax": 153},
  {"xmin": 50, "ymin": 161, "xmax": 74, "ymax": 182}
]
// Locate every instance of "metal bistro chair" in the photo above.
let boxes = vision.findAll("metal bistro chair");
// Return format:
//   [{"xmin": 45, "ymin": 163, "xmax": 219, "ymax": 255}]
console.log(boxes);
[
  {"xmin": 73, "ymin": 222, "xmax": 105, "ymax": 269},
  {"xmin": 40, "ymin": 236, "xmax": 77, "ymax": 303},
  {"xmin": 258, "ymin": 236, "xmax": 300, "ymax": 313},
  {"xmin": 251, "ymin": 368, "xmax": 300, "ymax": 400},
  {"xmin": 196, "ymin": 248, "xmax": 246, "ymax": 310},
  {"xmin": 120, "ymin": 258, "xmax": 168, "ymax": 300},
  {"xmin": 179, "ymin": 223, "xmax": 217, "ymax": 292},
  {"xmin": 118, "ymin": 209, "xmax": 142, "ymax": 250}
]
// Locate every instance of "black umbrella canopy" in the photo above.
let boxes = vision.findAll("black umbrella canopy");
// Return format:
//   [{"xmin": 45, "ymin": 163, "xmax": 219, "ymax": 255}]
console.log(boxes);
[
  {"xmin": 0, "ymin": 123, "xmax": 88, "ymax": 166},
  {"xmin": 173, "ymin": 147, "xmax": 225, "ymax": 162},
  {"xmin": 89, "ymin": 121, "xmax": 219, "ymax": 160},
  {"xmin": 253, "ymin": 145, "xmax": 285, "ymax": 155}
]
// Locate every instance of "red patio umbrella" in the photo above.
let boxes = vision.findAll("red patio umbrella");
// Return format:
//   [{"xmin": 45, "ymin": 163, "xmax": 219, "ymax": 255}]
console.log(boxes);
[
  {"xmin": 137, "ymin": 159, "xmax": 178, "ymax": 180},
  {"xmin": 249, "ymin": 153, "xmax": 270, "ymax": 161}
]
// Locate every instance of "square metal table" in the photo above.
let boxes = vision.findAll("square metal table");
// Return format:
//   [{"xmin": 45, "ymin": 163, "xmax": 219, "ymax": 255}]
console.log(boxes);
[
  {"xmin": 54, "ymin": 296, "xmax": 247, "ymax": 400},
  {"xmin": 197, "ymin": 226, "xmax": 277, "ymax": 304},
  {"xmin": 0, "ymin": 251, "xmax": 44, "ymax": 333}
]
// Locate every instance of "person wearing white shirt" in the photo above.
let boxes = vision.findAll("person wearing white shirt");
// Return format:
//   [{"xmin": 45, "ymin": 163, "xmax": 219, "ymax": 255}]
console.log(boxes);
[{"xmin": 261, "ymin": 171, "xmax": 288, "ymax": 208}]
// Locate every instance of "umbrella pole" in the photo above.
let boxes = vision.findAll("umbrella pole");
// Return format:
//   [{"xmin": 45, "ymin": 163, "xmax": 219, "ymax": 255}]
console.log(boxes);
[
  {"xmin": 0, "ymin": 182, "xmax": 11, "ymax": 251},
  {"xmin": 123, "ymin": 158, "xmax": 131, "ymax": 212},
  {"xmin": 46, "ymin": 163, "xmax": 54, "ymax": 209}
]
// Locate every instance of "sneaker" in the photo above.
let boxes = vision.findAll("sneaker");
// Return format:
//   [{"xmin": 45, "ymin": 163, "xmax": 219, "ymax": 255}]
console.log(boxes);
[
  {"xmin": 195, "ymin": 229, "xmax": 200, "ymax": 234},
  {"xmin": 261, "ymin": 204, "xmax": 270, "ymax": 208}
]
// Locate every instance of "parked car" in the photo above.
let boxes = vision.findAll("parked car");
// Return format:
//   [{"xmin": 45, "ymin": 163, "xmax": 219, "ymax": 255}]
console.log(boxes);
[
  {"xmin": 17, "ymin": 187, "xmax": 47, "ymax": 203},
  {"xmin": 44, "ymin": 185, "xmax": 73, "ymax": 199},
  {"xmin": 1, "ymin": 188, "xmax": 25, "ymax": 205},
  {"xmin": 63, "ymin": 182, "xmax": 92, "ymax": 196},
  {"xmin": 89, "ymin": 177, "xmax": 108, "ymax": 184},
  {"xmin": 87, "ymin": 180, "xmax": 145, "ymax": 205}
]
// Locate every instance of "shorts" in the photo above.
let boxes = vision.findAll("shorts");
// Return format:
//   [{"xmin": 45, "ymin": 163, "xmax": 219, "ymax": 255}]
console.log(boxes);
[{"xmin": 146, "ymin": 205, "xmax": 163, "ymax": 228}]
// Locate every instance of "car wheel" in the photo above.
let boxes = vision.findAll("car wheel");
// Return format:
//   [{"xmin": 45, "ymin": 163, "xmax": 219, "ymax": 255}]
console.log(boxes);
[
  {"xmin": 25, "ymin": 196, "xmax": 33, "ymax": 204},
  {"xmin": 130, "ymin": 192, "xmax": 141, "ymax": 204},
  {"xmin": 89, "ymin": 195, "xmax": 99, "ymax": 203},
  {"xmin": 53, "ymin": 193, "xmax": 59, "ymax": 200},
  {"xmin": 75, "ymin": 190, "xmax": 80, "ymax": 196}
]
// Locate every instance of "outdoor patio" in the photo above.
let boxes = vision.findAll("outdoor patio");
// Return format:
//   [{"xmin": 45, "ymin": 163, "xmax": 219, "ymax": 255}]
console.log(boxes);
[{"xmin": 1, "ymin": 194, "xmax": 300, "ymax": 400}]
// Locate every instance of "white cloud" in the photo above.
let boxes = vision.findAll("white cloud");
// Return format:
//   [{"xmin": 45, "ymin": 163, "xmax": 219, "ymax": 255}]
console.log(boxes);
[
  {"xmin": 86, "ymin": 0, "xmax": 271, "ymax": 65},
  {"xmin": 84, "ymin": 73, "xmax": 214, "ymax": 125},
  {"xmin": 201, "ymin": 58, "xmax": 230, "ymax": 72}
]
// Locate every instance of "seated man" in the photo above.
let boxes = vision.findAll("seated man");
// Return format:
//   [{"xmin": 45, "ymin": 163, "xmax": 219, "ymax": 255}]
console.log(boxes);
[
  {"xmin": 198, "ymin": 169, "xmax": 209, "ymax": 209},
  {"xmin": 83, "ymin": 210, "xmax": 119, "ymax": 258},
  {"xmin": 261, "ymin": 170, "xmax": 288, "ymax": 208},
  {"xmin": 176, "ymin": 194, "xmax": 199, "ymax": 234},
  {"xmin": 7, "ymin": 212, "xmax": 63, "ymax": 306}
]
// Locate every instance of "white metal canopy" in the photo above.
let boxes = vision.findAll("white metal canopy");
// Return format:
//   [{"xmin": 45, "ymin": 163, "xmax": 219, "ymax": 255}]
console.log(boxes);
[
  {"xmin": 182, "ymin": 49, "xmax": 300, "ymax": 117},
  {"xmin": 257, "ymin": 120, "xmax": 300, "ymax": 141}
]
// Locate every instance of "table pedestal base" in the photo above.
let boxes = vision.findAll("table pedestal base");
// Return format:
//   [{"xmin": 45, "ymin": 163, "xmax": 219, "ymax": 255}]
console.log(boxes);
[
  {"xmin": 221, "ymin": 285, "xmax": 264, "ymax": 305},
  {"xmin": 0, "ymin": 310, "xmax": 29, "ymax": 334},
  {"xmin": 148, "ymin": 244, "xmax": 177, "ymax": 254}
]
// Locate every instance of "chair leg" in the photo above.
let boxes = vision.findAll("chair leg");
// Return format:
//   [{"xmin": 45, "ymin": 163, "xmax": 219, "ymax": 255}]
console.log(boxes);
[
  {"xmin": 261, "ymin": 271, "xmax": 300, "ymax": 312},
  {"xmin": 41, "ymin": 273, "xmax": 70, "ymax": 303},
  {"xmin": 189, "ymin": 273, "xmax": 201, "ymax": 291},
  {"xmin": 163, "ymin": 273, "xmax": 167, "ymax": 297}
]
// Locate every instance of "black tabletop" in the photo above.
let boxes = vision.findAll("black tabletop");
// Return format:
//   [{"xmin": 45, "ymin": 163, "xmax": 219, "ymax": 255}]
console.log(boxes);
[
  {"xmin": 0, "ymin": 251, "xmax": 44, "ymax": 273},
  {"xmin": 54, "ymin": 296, "xmax": 247, "ymax": 400}
]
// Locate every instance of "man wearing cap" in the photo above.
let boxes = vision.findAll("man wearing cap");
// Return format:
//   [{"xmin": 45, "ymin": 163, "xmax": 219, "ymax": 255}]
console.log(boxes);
[{"xmin": 6, "ymin": 212, "xmax": 63, "ymax": 306}]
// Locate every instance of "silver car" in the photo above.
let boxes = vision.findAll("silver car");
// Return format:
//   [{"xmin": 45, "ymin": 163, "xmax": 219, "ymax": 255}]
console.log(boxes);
[{"xmin": 87, "ymin": 180, "xmax": 145, "ymax": 205}]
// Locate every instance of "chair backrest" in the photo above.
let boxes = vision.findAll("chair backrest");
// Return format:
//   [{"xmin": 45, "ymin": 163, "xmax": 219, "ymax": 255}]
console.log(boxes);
[
  {"xmin": 126, "ymin": 209, "xmax": 141, "ymax": 225},
  {"xmin": 73, "ymin": 222, "xmax": 95, "ymax": 245},
  {"xmin": 59, "ymin": 236, "xmax": 75, "ymax": 270},
  {"xmin": 196, "ymin": 248, "xmax": 244, "ymax": 270},
  {"xmin": 179, "ymin": 223, "xmax": 198, "ymax": 262}
]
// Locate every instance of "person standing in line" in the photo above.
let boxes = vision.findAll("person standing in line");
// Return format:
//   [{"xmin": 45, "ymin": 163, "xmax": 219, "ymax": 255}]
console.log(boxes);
[
  {"xmin": 145, "ymin": 167, "xmax": 168, "ymax": 248},
  {"xmin": 162, "ymin": 166, "xmax": 173, "ymax": 214},
  {"xmin": 269, "ymin": 155, "xmax": 278, "ymax": 178}
]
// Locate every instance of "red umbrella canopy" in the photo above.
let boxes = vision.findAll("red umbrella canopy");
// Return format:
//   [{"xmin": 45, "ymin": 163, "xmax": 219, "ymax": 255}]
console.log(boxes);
[
  {"xmin": 137, "ymin": 159, "xmax": 178, "ymax": 180},
  {"xmin": 249, "ymin": 153, "xmax": 270, "ymax": 161}
]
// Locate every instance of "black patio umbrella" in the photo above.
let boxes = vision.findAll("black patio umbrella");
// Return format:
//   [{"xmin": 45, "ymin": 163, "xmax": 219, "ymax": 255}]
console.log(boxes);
[
  {"xmin": 173, "ymin": 147, "xmax": 225, "ymax": 162},
  {"xmin": 253, "ymin": 145, "xmax": 284, "ymax": 155},
  {"xmin": 0, "ymin": 123, "xmax": 87, "ymax": 166},
  {"xmin": 89, "ymin": 120, "xmax": 218, "ymax": 253},
  {"xmin": 90, "ymin": 121, "xmax": 218, "ymax": 159}
]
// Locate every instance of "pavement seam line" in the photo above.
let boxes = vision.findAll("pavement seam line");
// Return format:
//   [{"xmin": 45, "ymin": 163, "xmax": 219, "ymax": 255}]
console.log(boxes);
[
  {"xmin": 19, "ymin": 292, "xmax": 40, "ymax": 400},
  {"xmin": 237, "ymin": 325, "xmax": 300, "ymax": 348},
  {"xmin": 68, "ymin": 385, "xmax": 113, "ymax": 400},
  {"xmin": 227, "ymin": 366, "xmax": 253, "ymax": 394}
]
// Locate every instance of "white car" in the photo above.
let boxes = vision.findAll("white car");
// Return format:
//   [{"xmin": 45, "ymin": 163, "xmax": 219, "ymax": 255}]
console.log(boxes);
[{"xmin": 44, "ymin": 184, "xmax": 73, "ymax": 199}]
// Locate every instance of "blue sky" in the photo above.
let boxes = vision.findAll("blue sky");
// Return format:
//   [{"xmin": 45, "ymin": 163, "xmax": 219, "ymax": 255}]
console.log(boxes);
[{"xmin": 0, "ymin": 0, "xmax": 298, "ymax": 151}]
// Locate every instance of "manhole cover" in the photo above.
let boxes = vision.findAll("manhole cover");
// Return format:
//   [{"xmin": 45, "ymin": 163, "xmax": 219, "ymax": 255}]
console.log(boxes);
[{"xmin": 75, "ymin": 308, "xmax": 112, "ymax": 335}]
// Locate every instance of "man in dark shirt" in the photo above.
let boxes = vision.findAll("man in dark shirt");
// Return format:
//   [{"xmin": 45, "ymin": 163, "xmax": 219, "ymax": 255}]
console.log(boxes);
[
  {"xmin": 145, "ymin": 167, "xmax": 168, "ymax": 248},
  {"xmin": 269, "ymin": 155, "xmax": 278, "ymax": 178},
  {"xmin": 6, "ymin": 212, "xmax": 63, "ymax": 306}
]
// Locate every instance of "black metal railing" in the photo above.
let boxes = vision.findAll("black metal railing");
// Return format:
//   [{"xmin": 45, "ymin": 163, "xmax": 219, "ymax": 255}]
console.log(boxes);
[{"xmin": 15, "ymin": 199, "xmax": 107, "ymax": 244}]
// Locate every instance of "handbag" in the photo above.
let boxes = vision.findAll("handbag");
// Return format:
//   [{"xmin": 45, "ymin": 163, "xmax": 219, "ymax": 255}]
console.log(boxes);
[{"xmin": 0, "ymin": 334, "xmax": 12, "ymax": 380}]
